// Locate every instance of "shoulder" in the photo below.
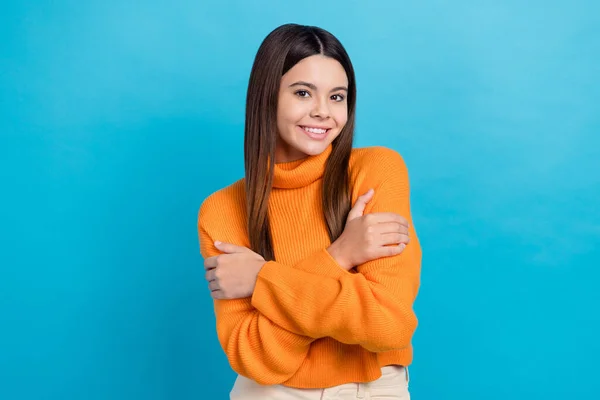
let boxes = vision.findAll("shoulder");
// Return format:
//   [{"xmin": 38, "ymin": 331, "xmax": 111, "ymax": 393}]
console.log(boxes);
[
  {"xmin": 349, "ymin": 146, "xmax": 414, "ymax": 210},
  {"xmin": 350, "ymin": 145, "xmax": 409, "ymax": 182},
  {"xmin": 197, "ymin": 179, "xmax": 250, "ymax": 254},
  {"xmin": 198, "ymin": 178, "xmax": 246, "ymax": 229}
]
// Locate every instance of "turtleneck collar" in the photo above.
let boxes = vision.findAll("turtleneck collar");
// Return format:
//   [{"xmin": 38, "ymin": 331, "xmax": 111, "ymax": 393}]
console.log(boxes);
[{"xmin": 272, "ymin": 144, "xmax": 333, "ymax": 189}]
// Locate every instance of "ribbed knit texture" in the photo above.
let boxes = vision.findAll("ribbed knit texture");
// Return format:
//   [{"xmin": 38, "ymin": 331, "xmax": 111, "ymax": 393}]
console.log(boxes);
[{"xmin": 198, "ymin": 145, "xmax": 422, "ymax": 389}]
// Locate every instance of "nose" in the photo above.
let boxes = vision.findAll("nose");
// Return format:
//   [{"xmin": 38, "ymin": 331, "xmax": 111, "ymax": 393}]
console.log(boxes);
[{"xmin": 310, "ymin": 97, "xmax": 330, "ymax": 119}]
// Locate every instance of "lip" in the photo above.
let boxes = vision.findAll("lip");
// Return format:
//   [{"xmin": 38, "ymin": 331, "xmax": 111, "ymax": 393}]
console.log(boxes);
[{"xmin": 297, "ymin": 125, "xmax": 331, "ymax": 141}]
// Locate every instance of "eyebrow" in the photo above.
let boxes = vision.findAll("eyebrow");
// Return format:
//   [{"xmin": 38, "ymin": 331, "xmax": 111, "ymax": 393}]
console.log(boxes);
[{"xmin": 289, "ymin": 81, "xmax": 348, "ymax": 93}]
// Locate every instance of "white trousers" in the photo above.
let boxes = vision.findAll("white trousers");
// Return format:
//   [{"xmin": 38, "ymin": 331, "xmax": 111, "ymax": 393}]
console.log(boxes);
[{"xmin": 230, "ymin": 365, "xmax": 410, "ymax": 399}]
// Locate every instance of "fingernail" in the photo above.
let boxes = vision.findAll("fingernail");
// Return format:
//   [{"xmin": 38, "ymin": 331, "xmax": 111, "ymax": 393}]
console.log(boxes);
[{"xmin": 214, "ymin": 241, "xmax": 221, "ymax": 246}]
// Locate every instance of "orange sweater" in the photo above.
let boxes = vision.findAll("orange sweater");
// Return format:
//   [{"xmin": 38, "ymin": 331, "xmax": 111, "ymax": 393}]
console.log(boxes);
[{"xmin": 197, "ymin": 145, "xmax": 422, "ymax": 389}]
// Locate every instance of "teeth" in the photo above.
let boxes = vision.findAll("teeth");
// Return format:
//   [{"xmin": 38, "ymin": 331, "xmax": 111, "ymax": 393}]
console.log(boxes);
[{"xmin": 303, "ymin": 126, "xmax": 327, "ymax": 134}]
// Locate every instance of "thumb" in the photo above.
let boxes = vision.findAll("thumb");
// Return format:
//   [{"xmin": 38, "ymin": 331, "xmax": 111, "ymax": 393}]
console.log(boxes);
[
  {"xmin": 347, "ymin": 189, "xmax": 374, "ymax": 221},
  {"xmin": 214, "ymin": 241, "xmax": 247, "ymax": 254}
]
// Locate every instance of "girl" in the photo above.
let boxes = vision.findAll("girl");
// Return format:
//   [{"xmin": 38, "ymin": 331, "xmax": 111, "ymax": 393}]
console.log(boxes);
[{"xmin": 198, "ymin": 23, "xmax": 421, "ymax": 399}]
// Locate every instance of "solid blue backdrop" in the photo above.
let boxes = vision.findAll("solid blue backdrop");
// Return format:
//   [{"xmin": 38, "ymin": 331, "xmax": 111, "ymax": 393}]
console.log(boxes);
[{"xmin": 1, "ymin": 1, "xmax": 599, "ymax": 399}]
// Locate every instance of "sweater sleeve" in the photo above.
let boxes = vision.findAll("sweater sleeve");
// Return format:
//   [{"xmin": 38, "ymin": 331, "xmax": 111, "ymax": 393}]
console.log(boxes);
[
  {"xmin": 198, "ymin": 207, "xmax": 315, "ymax": 385},
  {"xmin": 250, "ymin": 150, "xmax": 422, "ymax": 353}
]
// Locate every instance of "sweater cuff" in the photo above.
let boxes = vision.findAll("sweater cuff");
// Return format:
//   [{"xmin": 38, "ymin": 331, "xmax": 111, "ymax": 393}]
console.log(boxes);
[
  {"xmin": 251, "ymin": 261, "xmax": 284, "ymax": 314},
  {"xmin": 250, "ymin": 250, "xmax": 346, "ymax": 314},
  {"xmin": 293, "ymin": 248, "xmax": 347, "ymax": 279}
]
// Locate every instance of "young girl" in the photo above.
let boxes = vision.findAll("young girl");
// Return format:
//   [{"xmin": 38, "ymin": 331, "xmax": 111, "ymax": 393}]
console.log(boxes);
[{"xmin": 198, "ymin": 23, "xmax": 421, "ymax": 400}]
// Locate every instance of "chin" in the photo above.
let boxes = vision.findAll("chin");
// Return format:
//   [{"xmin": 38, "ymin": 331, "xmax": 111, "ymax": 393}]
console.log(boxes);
[
  {"xmin": 277, "ymin": 128, "xmax": 337, "ymax": 162},
  {"xmin": 297, "ymin": 141, "xmax": 331, "ymax": 156}
]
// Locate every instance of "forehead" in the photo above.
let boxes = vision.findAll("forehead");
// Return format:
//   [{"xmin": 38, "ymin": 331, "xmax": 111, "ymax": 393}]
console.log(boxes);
[{"xmin": 281, "ymin": 55, "xmax": 348, "ymax": 87}]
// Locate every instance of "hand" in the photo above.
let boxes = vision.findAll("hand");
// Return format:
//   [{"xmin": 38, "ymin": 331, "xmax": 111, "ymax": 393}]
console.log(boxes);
[
  {"xmin": 327, "ymin": 189, "xmax": 410, "ymax": 270},
  {"xmin": 204, "ymin": 241, "xmax": 267, "ymax": 300}
]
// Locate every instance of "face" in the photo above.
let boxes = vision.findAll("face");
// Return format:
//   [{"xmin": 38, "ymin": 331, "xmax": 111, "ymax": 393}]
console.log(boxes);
[{"xmin": 275, "ymin": 55, "xmax": 349, "ymax": 163}]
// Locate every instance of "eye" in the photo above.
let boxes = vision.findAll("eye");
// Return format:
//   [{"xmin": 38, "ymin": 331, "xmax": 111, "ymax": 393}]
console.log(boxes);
[
  {"xmin": 331, "ymin": 94, "xmax": 345, "ymax": 102},
  {"xmin": 295, "ymin": 90, "xmax": 310, "ymax": 98}
]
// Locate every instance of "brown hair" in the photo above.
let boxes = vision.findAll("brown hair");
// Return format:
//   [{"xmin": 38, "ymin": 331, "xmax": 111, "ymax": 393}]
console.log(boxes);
[{"xmin": 244, "ymin": 24, "xmax": 357, "ymax": 261}]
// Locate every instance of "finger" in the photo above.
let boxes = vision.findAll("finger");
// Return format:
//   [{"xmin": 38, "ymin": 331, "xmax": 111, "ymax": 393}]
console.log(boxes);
[
  {"xmin": 356, "ymin": 188, "xmax": 374, "ymax": 204},
  {"xmin": 351, "ymin": 188, "xmax": 374, "ymax": 208},
  {"xmin": 348, "ymin": 189, "xmax": 375, "ymax": 219},
  {"xmin": 205, "ymin": 269, "xmax": 216, "ymax": 282},
  {"xmin": 214, "ymin": 241, "xmax": 247, "ymax": 254},
  {"xmin": 208, "ymin": 280, "xmax": 219, "ymax": 291},
  {"xmin": 388, "ymin": 243, "xmax": 406, "ymax": 256},
  {"xmin": 369, "ymin": 212, "xmax": 409, "ymax": 227},
  {"xmin": 376, "ymin": 222, "xmax": 409, "ymax": 235},
  {"xmin": 204, "ymin": 256, "xmax": 218, "ymax": 270},
  {"xmin": 376, "ymin": 243, "xmax": 406, "ymax": 258},
  {"xmin": 380, "ymin": 232, "xmax": 410, "ymax": 246}
]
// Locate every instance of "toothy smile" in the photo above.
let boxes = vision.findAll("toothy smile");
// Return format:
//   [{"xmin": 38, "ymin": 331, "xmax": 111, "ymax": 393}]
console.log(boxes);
[{"xmin": 300, "ymin": 126, "xmax": 329, "ymax": 134}]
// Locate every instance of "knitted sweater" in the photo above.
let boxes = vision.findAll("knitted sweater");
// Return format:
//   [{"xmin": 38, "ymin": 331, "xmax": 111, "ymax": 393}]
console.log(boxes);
[{"xmin": 197, "ymin": 144, "xmax": 421, "ymax": 389}]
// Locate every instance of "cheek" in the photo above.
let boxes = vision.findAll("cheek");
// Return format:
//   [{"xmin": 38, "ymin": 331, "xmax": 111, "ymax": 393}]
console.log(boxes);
[
  {"xmin": 333, "ymin": 106, "xmax": 348, "ymax": 129},
  {"xmin": 278, "ymin": 98, "xmax": 309, "ymax": 126}
]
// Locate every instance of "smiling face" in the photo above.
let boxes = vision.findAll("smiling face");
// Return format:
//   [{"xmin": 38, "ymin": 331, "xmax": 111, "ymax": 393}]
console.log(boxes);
[{"xmin": 275, "ymin": 55, "xmax": 349, "ymax": 163}]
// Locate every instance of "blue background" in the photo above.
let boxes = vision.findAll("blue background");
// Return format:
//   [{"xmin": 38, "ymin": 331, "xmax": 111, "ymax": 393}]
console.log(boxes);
[{"xmin": 1, "ymin": 1, "xmax": 599, "ymax": 399}]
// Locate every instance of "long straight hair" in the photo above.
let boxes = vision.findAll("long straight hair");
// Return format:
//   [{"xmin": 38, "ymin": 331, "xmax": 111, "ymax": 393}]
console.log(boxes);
[{"xmin": 244, "ymin": 24, "xmax": 357, "ymax": 261}]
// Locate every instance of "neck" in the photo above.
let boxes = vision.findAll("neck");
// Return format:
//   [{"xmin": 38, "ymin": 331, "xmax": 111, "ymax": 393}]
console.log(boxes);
[{"xmin": 272, "ymin": 144, "xmax": 333, "ymax": 189}]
